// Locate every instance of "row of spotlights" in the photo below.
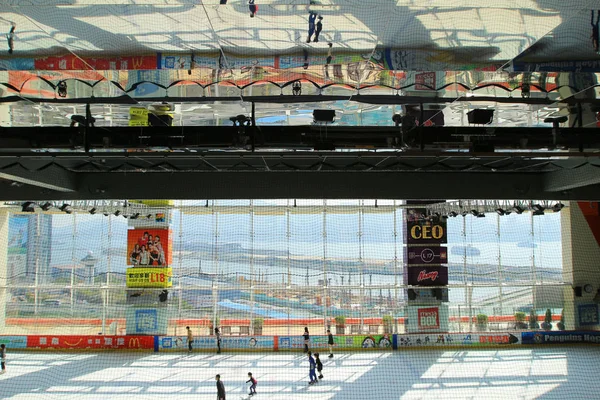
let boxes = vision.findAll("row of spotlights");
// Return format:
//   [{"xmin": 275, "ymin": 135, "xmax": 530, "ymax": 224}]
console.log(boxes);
[{"xmin": 21, "ymin": 202, "xmax": 154, "ymax": 219}]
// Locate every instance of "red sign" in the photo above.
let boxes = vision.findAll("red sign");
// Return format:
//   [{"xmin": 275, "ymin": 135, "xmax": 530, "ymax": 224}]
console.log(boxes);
[
  {"xmin": 415, "ymin": 72, "xmax": 436, "ymax": 90},
  {"xmin": 34, "ymin": 55, "xmax": 156, "ymax": 70},
  {"xmin": 27, "ymin": 335, "xmax": 154, "ymax": 350},
  {"xmin": 418, "ymin": 307, "xmax": 440, "ymax": 330},
  {"xmin": 407, "ymin": 266, "xmax": 448, "ymax": 286}
]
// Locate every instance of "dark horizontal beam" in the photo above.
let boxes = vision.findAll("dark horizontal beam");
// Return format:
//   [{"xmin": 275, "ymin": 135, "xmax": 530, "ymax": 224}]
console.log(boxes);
[{"xmin": 0, "ymin": 125, "xmax": 599, "ymax": 152}]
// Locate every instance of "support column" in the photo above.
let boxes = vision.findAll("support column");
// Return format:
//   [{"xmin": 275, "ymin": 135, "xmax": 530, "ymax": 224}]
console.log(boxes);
[
  {"xmin": 0, "ymin": 208, "xmax": 10, "ymax": 331},
  {"xmin": 561, "ymin": 202, "xmax": 600, "ymax": 330}
]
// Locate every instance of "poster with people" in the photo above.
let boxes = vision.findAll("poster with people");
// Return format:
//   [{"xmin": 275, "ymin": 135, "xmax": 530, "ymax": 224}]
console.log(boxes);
[{"xmin": 127, "ymin": 229, "xmax": 172, "ymax": 266}]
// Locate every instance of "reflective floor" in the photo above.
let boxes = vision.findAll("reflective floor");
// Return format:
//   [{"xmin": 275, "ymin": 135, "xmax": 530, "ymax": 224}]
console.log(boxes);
[{"xmin": 0, "ymin": 347, "xmax": 598, "ymax": 399}]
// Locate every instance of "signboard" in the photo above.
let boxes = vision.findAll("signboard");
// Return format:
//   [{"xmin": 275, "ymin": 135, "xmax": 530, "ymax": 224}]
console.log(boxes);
[
  {"xmin": 407, "ymin": 266, "xmax": 448, "ymax": 286},
  {"xmin": 522, "ymin": 331, "xmax": 600, "ymax": 345},
  {"xmin": 277, "ymin": 335, "xmax": 392, "ymax": 350},
  {"xmin": 26, "ymin": 335, "xmax": 154, "ymax": 350},
  {"xmin": 127, "ymin": 228, "xmax": 172, "ymax": 266},
  {"xmin": 397, "ymin": 333, "xmax": 520, "ymax": 348},
  {"xmin": 415, "ymin": 72, "xmax": 436, "ymax": 90},
  {"xmin": 34, "ymin": 55, "xmax": 156, "ymax": 70},
  {"xmin": 407, "ymin": 246, "xmax": 447, "ymax": 265},
  {"xmin": 406, "ymin": 220, "xmax": 447, "ymax": 245},
  {"xmin": 417, "ymin": 307, "xmax": 440, "ymax": 330},
  {"xmin": 0, "ymin": 336, "xmax": 28, "ymax": 349},
  {"xmin": 578, "ymin": 304, "xmax": 599, "ymax": 327},
  {"xmin": 126, "ymin": 267, "xmax": 173, "ymax": 288},
  {"xmin": 158, "ymin": 336, "xmax": 274, "ymax": 351}
]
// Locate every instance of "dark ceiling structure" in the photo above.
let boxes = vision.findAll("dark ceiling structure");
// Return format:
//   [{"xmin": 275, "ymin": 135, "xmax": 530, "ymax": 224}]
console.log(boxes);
[{"xmin": 0, "ymin": 1, "xmax": 599, "ymax": 201}]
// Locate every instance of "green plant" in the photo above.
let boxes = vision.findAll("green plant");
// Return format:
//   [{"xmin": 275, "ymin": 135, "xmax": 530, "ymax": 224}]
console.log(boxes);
[
  {"xmin": 382, "ymin": 315, "xmax": 394, "ymax": 333},
  {"xmin": 541, "ymin": 308, "xmax": 553, "ymax": 331},
  {"xmin": 529, "ymin": 309, "xmax": 539, "ymax": 329},
  {"xmin": 476, "ymin": 314, "xmax": 488, "ymax": 327},
  {"xmin": 515, "ymin": 312, "xmax": 526, "ymax": 322},
  {"xmin": 335, "ymin": 316, "xmax": 346, "ymax": 326},
  {"xmin": 253, "ymin": 318, "xmax": 264, "ymax": 329}
]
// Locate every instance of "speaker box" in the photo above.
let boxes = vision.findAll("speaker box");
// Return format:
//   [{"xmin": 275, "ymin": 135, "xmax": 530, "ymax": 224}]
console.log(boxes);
[
  {"xmin": 467, "ymin": 109, "xmax": 494, "ymax": 125},
  {"xmin": 574, "ymin": 286, "xmax": 583, "ymax": 297},
  {"xmin": 407, "ymin": 289, "xmax": 417, "ymax": 300},
  {"xmin": 313, "ymin": 109, "xmax": 336, "ymax": 123}
]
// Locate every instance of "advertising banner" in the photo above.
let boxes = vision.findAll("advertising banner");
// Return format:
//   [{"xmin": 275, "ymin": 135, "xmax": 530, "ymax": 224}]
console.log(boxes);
[
  {"xmin": 127, "ymin": 228, "xmax": 172, "ymax": 266},
  {"xmin": 407, "ymin": 266, "xmax": 449, "ymax": 286},
  {"xmin": 407, "ymin": 246, "xmax": 447, "ymax": 265},
  {"xmin": 126, "ymin": 267, "xmax": 173, "ymax": 288},
  {"xmin": 406, "ymin": 220, "xmax": 447, "ymax": 245},
  {"xmin": 522, "ymin": 331, "xmax": 600, "ymax": 345},
  {"xmin": 417, "ymin": 307, "xmax": 440, "ymax": 330},
  {"xmin": 510, "ymin": 60, "xmax": 600, "ymax": 72},
  {"xmin": 406, "ymin": 304, "xmax": 449, "ymax": 333},
  {"xmin": 578, "ymin": 304, "xmax": 599, "ymax": 326},
  {"xmin": 26, "ymin": 335, "xmax": 154, "ymax": 350},
  {"xmin": 397, "ymin": 333, "xmax": 520, "ymax": 348},
  {"xmin": 34, "ymin": 55, "xmax": 156, "ymax": 70},
  {"xmin": 277, "ymin": 335, "xmax": 392, "ymax": 350},
  {"xmin": 0, "ymin": 336, "xmax": 28, "ymax": 349},
  {"xmin": 415, "ymin": 72, "xmax": 436, "ymax": 90}
]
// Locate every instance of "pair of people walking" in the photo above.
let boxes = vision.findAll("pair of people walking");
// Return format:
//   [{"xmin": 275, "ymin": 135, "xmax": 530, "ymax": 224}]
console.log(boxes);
[
  {"xmin": 185, "ymin": 326, "xmax": 221, "ymax": 354},
  {"xmin": 307, "ymin": 351, "xmax": 324, "ymax": 384}
]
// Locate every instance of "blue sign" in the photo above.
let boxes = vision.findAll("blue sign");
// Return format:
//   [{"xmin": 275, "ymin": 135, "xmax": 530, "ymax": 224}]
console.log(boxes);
[
  {"xmin": 135, "ymin": 309, "xmax": 158, "ymax": 333},
  {"xmin": 579, "ymin": 304, "xmax": 599, "ymax": 327},
  {"xmin": 0, "ymin": 336, "xmax": 28, "ymax": 349},
  {"xmin": 522, "ymin": 331, "xmax": 600, "ymax": 344}
]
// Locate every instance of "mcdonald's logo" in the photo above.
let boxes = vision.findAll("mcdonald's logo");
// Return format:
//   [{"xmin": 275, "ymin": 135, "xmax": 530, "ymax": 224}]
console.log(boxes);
[
  {"xmin": 132, "ymin": 57, "xmax": 144, "ymax": 69},
  {"xmin": 128, "ymin": 337, "xmax": 141, "ymax": 348}
]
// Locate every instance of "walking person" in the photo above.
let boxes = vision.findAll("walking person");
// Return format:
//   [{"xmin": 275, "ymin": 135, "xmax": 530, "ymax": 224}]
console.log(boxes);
[
  {"xmin": 307, "ymin": 12, "xmax": 317, "ymax": 42},
  {"xmin": 315, "ymin": 352, "xmax": 323, "ymax": 380},
  {"xmin": 186, "ymin": 326, "xmax": 193, "ymax": 354},
  {"xmin": 215, "ymin": 327, "xmax": 222, "ymax": 354},
  {"xmin": 7, "ymin": 23, "xmax": 15, "ymax": 54},
  {"xmin": 592, "ymin": 10, "xmax": 600, "ymax": 53},
  {"xmin": 0, "ymin": 344, "xmax": 6, "ymax": 374},
  {"xmin": 216, "ymin": 374, "xmax": 226, "ymax": 400},
  {"xmin": 246, "ymin": 372, "xmax": 257, "ymax": 396},
  {"xmin": 303, "ymin": 327, "xmax": 310, "ymax": 353},
  {"xmin": 249, "ymin": 0, "xmax": 257, "ymax": 18},
  {"xmin": 308, "ymin": 351, "xmax": 318, "ymax": 384},
  {"xmin": 313, "ymin": 16, "xmax": 323, "ymax": 42},
  {"xmin": 327, "ymin": 329, "xmax": 334, "ymax": 358}
]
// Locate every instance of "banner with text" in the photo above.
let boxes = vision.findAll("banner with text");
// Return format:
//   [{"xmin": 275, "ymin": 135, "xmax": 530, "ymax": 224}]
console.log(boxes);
[
  {"xmin": 522, "ymin": 331, "xmax": 600, "ymax": 345},
  {"xmin": 407, "ymin": 246, "xmax": 447, "ymax": 265},
  {"xmin": 26, "ymin": 335, "xmax": 154, "ymax": 350},
  {"xmin": 407, "ymin": 266, "xmax": 449, "ymax": 286}
]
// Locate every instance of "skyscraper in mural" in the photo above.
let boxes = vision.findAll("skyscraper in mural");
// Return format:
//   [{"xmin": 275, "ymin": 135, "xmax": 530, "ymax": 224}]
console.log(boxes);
[{"xmin": 8, "ymin": 214, "xmax": 53, "ymax": 284}]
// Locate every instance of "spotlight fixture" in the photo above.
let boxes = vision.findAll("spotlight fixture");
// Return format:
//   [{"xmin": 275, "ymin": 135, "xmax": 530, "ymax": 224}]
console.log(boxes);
[
  {"xmin": 461, "ymin": 210, "xmax": 469, "ymax": 217},
  {"xmin": 59, "ymin": 204, "xmax": 72, "ymax": 214},
  {"xmin": 552, "ymin": 203, "xmax": 564, "ymax": 212},
  {"xmin": 470, "ymin": 210, "xmax": 479, "ymax": 217},
  {"xmin": 514, "ymin": 206, "xmax": 524, "ymax": 215},
  {"xmin": 114, "ymin": 210, "xmax": 121, "ymax": 217},
  {"xmin": 448, "ymin": 211, "xmax": 458, "ymax": 218},
  {"xmin": 40, "ymin": 202, "xmax": 52, "ymax": 211},
  {"xmin": 57, "ymin": 80, "xmax": 67, "ymax": 98},
  {"xmin": 532, "ymin": 204, "xmax": 545, "ymax": 212},
  {"xmin": 533, "ymin": 210, "xmax": 544, "ymax": 216},
  {"xmin": 495, "ymin": 208, "xmax": 505, "ymax": 216},
  {"xmin": 21, "ymin": 202, "xmax": 35, "ymax": 213},
  {"xmin": 89, "ymin": 207, "xmax": 97, "ymax": 215},
  {"xmin": 130, "ymin": 213, "xmax": 140, "ymax": 220},
  {"xmin": 103, "ymin": 211, "xmax": 109, "ymax": 217},
  {"xmin": 146, "ymin": 214, "xmax": 152, "ymax": 219},
  {"xmin": 477, "ymin": 212, "xmax": 485, "ymax": 218}
]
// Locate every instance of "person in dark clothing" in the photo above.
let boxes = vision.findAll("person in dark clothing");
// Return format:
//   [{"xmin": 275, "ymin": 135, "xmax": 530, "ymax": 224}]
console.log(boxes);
[
  {"xmin": 315, "ymin": 352, "xmax": 323, "ymax": 380},
  {"xmin": 215, "ymin": 327, "xmax": 221, "ymax": 354},
  {"xmin": 249, "ymin": 0, "xmax": 257, "ymax": 18},
  {"xmin": 592, "ymin": 10, "xmax": 600, "ymax": 53},
  {"xmin": 313, "ymin": 16, "xmax": 323, "ymax": 42},
  {"xmin": 307, "ymin": 12, "xmax": 317, "ymax": 42},
  {"xmin": 308, "ymin": 351, "xmax": 317, "ymax": 384},
  {"xmin": 7, "ymin": 23, "xmax": 15, "ymax": 54},
  {"xmin": 246, "ymin": 372, "xmax": 257, "ymax": 396},
  {"xmin": 216, "ymin": 374, "xmax": 226, "ymax": 400},
  {"xmin": 186, "ymin": 326, "xmax": 193, "ymax": 353},
  {"xmin": 327, "ymin": 329, "xmax": 334, "ymax": 358},
  {"xmin": 1, "ymin": 344, "xmax": 6, "ymax": 374},
  {"xmin": 303, "ymin": 327, "xmax": 310, "ymax": 353}
]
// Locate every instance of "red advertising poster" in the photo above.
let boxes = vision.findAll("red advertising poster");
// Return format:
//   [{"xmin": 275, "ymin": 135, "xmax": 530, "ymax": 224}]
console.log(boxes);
[
  {"xmin": 415, "ymin": 72, "xmax": 436, "ymax": 90},
  {"xmin": 407, "ymin": 266, "xmax": 449, "ymax": 286},
  {"xmin": 127, "ymin": 228, "xmax": 172, "ymax": 266},
  {"xmin": 35, "ymin": 55, "xmax": 156, "ymax": 70},
  {"xmin": 407, "ymin": 246, "xmax": 447, "ymax": 265},
  {"xmin": 27, "ymin": 335, "xmax": 154, "ymax": 350},
  {"xmin": 418, "ymin": 307, "xmax": 440, "ymax": 330}
]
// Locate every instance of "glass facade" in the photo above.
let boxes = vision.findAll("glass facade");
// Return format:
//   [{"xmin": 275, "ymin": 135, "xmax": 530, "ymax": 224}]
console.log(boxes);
[{"xmin": 1, "ymin": 200, "xmax": 564, "ymax": 336}]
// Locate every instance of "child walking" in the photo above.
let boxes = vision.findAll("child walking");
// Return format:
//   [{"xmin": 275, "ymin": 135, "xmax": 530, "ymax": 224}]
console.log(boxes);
[
  {"xmin": 246, "ymin": 372, "xmax": 257, "ymax": 396},
  {"xmin": 315, "ymin": 352, "xmax": 323, "ymax": 380},
  {"xmin": 1, "ymin": 344, "xmax": 6, "ymax": 374}
]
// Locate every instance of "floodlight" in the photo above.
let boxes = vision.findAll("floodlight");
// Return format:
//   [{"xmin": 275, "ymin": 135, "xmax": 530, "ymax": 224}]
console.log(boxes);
[
  {"xmin": 89, "ymin": 207, "xmax": 97, "ymax": 215},
  {"xmin": 59, "ymin": 204, "xmax": 72, "ymax": 214},
  {"xmin": 552, "ymin": 203, "xmax": 564, "ymax": 212},
  {"xmin": 470, "ymin": 210, "xmax": 479, "ymax": 217},
  {"xmin": 40, "ymin": 202, "xmax": 52, "ymax": 211},
  {"xmin": 514, "ymin": 206, "xmax": 524, "ymax": 214},
  {"xmin": 21, "ymin": 202, "xmax": 35, "ymax": 213},
  {"xmin": 495, "ymin": 208, "xmax": 505, "ymax": 216},
  {"xmin": 130, "ymin": 213, "xmax": 140, "ymax": 220},
  {"xmin": 114, "ymin": 210, "xmax": 121, "ymax": 217},
  {"xmin": 532, "ymin": 204, "xmax": 545, "ymax": 212},
  {"xmin": 448, "ymin": 211, "xmax": 458, "ymax": 218}
]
